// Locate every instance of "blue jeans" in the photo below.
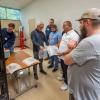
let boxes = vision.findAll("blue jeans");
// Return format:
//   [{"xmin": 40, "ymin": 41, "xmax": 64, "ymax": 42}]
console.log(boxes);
[
  {"xmin": 9, "ymin": 46, "xmax": 14, "ymax": 53},
  {"xmin": 50, "ymin": 55, "xmax": 58, "ymax": 69}
]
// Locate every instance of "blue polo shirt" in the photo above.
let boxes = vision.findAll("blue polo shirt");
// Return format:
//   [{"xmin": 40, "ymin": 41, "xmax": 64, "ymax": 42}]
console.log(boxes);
[{"xmin": 49, "ymin": 31, "xmax": 62, "ymax": 45}]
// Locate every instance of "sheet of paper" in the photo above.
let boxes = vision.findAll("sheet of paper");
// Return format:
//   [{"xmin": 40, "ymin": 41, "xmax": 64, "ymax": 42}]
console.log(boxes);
[
  {"xmin": 7, "ymin": 63, "xmax": 21, "ymax": 74},
  {"xmin": 59, "ymin": 41, "xmax": 68, "ymax": 53},
  {"xmin": 47, "ymin": 46, "xmax": 59, "ymax": 56},
  {"xmin": 23, "ymin": 57, "xmax": 38, "ymax": 66}
]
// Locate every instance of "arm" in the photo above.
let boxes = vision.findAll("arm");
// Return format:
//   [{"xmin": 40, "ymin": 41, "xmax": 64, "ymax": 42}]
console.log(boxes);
[
  {"xmin": 4, "ymin": 35, "xmax": 16, "ymax": 48},
  {"xmin": 64, "ymin": 39, "xmax": 97, "ymax": 65},
  {"xmin": 31, "ymin": 31, "xmax": 40, "ymax": 48},
  {"xmin": 43, "ymin": 33, "xmax": 49, "ymax": 46},
  {"xmin": 57, "ymin": 40, "xmax": 77, "ymax": 56},
  {"xmin": 56, "ymin": 33, "xmax": 62, "ymax": 47},
  {"xmin": 63, "ymin": 40, "xmax": 77, "ymax": 54},
  {"xmin": 64, "ymin": 52, "xmax": 75, "ymax": 65}
]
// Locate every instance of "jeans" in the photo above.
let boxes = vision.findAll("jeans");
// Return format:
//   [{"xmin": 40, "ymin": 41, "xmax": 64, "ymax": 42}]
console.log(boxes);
[
  {"xmin": 9, "ymin": 46, "xmax": 14, "ymax": 53},
  {"xmin": 60, "ymin": 59, "xmax": 68, "ymax": 84},
  {"xmin": 50, "ymin": 55, "xmax": 58, "ymax": 69}
]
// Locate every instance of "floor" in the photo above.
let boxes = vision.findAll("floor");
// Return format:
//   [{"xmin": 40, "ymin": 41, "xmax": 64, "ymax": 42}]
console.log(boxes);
[{"xmin": 9, "ymin": 48, "xmax": 69, "ymax": 100}]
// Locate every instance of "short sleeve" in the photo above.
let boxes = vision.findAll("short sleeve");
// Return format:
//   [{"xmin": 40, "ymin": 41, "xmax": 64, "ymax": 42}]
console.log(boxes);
[
  {"xmin": 70, "ymin": 32, "xmax": 80, "ymax": 43},
  {"xmin": 70, "ymin": 39, "xmax": 97, "ymax": 65}
]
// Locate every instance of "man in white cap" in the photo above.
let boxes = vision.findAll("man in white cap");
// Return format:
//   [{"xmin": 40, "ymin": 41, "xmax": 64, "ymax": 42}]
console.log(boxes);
[{"xmin": 64, "ymin": 8, "xmax": 100, "ymax": 100}]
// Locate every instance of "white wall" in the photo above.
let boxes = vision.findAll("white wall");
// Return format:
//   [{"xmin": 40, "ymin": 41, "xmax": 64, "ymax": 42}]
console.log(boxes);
[{"xmin": 21, "ymin": 0, "xmax": 100, "ymax": 37}]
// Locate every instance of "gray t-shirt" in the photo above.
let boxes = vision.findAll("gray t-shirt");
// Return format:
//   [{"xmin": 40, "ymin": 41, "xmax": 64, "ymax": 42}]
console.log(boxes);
[{"xmin": 68, "ymin": 34, "xmax": 100, "ymax": 100}]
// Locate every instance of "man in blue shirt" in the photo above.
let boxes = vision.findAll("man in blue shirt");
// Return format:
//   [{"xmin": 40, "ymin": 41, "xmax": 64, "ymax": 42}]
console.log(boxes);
[
  {"xmin": 1, "ymin": 23, "xmax": 16, "ymax": 53},
  {"xmin": 48, "ymin": 24, "xmax": 62, "ymax": 72}
]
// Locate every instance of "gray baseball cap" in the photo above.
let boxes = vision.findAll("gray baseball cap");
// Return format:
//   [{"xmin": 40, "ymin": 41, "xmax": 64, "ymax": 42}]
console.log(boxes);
[{"xmin": 77, "ymin": 8, "xmax": 100, "ymax": 21}]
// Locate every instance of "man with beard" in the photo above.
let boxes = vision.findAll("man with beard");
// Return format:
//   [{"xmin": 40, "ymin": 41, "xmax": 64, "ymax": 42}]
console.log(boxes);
[{"xmin": 64, "ymin": 8, "xmax": 100, "ymax": 100}]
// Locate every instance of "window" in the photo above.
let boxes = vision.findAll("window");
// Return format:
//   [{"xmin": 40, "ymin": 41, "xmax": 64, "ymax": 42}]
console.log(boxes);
[
  {"xmin": 0, "ymin": 7, "xmax": 6, "ymax": 19},
  {"xmin": 7, "ymin": 8, "xmax": 20, "ymax": 20},
  {"xmin": 0, "ymin": 7, "xmax": 20, "ymax": 20}
]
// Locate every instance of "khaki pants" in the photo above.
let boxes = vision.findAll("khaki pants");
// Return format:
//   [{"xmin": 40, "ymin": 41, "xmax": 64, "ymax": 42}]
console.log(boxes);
[{"xmin": 69, "ymin": 93, "xmax": 75, "ymax": 100}]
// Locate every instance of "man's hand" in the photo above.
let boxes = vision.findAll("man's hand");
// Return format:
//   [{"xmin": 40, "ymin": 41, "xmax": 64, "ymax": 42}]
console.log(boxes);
[
  {"xmin": 4, "ymin": 48, "xmax": 9, "ymax": 50},
  {"xmin": 40, "ymin": 46, "xmax": 45, "ymax": 51},
  {"xmin": 57, "ymin": 52, "xmax": 63, "ymax": 56},
  {"xmin": 68, "ymin": 40, "xmax": 77, "ymax": 50}
]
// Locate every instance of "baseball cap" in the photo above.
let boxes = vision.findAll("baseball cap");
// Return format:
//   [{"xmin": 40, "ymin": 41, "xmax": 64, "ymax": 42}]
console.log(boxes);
[{"xmin": 77, "ymin": 8, "xmax": 100, "ymax": 21}]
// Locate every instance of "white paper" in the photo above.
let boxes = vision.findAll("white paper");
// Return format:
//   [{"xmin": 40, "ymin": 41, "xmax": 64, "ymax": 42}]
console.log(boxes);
[
  {"xmin": 39, "ymin": 50, "xmax": 44, "ymax": 59},
  {"xmin": 59, "ymin": 41, "xmax": 68, "ymax": 53},
  {"xmin": 23, "ymin": 57, "xmax": 38, "ymax": 66},
  {"xmin": 47, "ymin": 46, "xmax": 59, "ymax": 56},
  {"xmin": 7, "ymin": 63, "xmax": 21, "ymax": 74}
]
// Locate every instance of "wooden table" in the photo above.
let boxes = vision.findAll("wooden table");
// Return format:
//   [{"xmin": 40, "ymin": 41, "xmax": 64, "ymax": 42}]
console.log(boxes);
[
  {"xmin": 6, "ymin": 51, "xmax": 40, "ymax": 99},
  {"xmin": 6, "ymin": 51, "xmax": 40, "ymax": 70}
]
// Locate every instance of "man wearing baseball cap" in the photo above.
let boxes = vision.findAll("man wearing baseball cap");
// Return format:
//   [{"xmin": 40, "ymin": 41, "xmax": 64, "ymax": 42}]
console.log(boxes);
[{"xmin": 64, "ymin": 8, "xmax": 100, "ymax": 100}]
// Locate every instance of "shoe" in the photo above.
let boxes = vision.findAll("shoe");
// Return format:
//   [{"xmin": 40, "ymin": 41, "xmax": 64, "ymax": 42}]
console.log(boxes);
[
  {"xmin": 47, "ymin": 65, "xmax": 53, "ymax": 69},
  {"xmin": 34, "ymin": 74, "xmax": 38, "ymax": 80},
  {"xmin": 44, "ymin": 57, "xmax": 49, "ymax": 60},
  {"xmin": 52, "ymin": 68, "xmax": 58, "ymax": 72},
  {"xmin": 60, "ymin": 83, "xmax": 68, "ymax": 91},
  {"xmin": 48, "ymin": 60, "xmax": 51, "ymax": 64},
  {"xmin": 57, "ymin": 76, "xmax": 64, "ymax": 81},
  {"xmin": 40, "ymin": 70, "xmax": 47, "ymax": 75}
]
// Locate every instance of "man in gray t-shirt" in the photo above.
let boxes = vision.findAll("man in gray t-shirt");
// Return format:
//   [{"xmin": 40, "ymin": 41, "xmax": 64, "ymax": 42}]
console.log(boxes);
[{"xmin": 64, "ymin": 8, "xmax": 100, "ymax": 100}]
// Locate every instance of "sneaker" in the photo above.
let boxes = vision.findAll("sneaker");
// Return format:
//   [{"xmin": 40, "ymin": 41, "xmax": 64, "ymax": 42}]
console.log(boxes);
[
  {"xmin": 44, "ymin": 57, "xmax": 49, "ymax": 60},
  {"xmin": 57, "ymin": 76, "xmax": 64, "ymax": 81},
  {"xmin": 40, "ymin": 70, "xmax": 47, "ymax": 75},
  {"xmin": 34, "ymin": 74, "xmax": 38, "ymax": 80},
  {"xmin": 60, "ymin": 83, "xmax": 68, "ymax": 91},
  {"xmin": 52, "ymin": 68, "xmax": 58, "ymax": 72}
]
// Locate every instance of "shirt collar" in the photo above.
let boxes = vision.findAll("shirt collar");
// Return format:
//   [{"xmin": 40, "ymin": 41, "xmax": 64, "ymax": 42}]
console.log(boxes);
[{"xmin": 66, "ymin": 29, "xmax": 73, "ymax": 35}]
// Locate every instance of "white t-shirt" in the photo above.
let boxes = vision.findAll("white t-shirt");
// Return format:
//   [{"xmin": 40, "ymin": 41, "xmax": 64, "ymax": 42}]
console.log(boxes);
[{"xmin": 59, "ymin": 30, "xmax": 80, "ymax": 60}]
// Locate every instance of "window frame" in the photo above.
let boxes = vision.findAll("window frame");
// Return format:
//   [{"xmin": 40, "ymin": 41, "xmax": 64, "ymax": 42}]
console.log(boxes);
[{"xmin": 0, "ymin": 6, "xmax": 20, "ymax": 20}]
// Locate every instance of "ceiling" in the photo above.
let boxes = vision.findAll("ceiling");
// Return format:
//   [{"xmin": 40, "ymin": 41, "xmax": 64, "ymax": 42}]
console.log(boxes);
[{"xmin": 0, "ymin": 0, "xmax": 33, "ymax": 9}]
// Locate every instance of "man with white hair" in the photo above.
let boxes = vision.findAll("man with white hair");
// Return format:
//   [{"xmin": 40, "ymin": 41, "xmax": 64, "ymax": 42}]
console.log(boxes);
[
  {"xmin": 64, "ymin": 8, "xmax": 100, "ymax": 100},
  {"xmin": 31, "ymin": 22, "xmax": 48, "ymax": 80}
]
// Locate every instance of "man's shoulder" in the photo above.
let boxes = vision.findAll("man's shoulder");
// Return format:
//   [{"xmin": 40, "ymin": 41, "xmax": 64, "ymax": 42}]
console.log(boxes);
[
  {"xmin": 1, "ymin": 28, "xmax": 7, "ymax": 32},
  {"xmin": 46, "ymin": 25, "xmax": 50, "ymax": 28},
  {"xmin": 77, "ymin": 37, "xmax": 93, "ymax": 49},
  {"xmin": 31, "ymin": 29, "xmax": 37, "ymax": 34},
  {"xmin": 11, "ymin": 32, "xmax": 16, "ymax": 38},
  {"xmin": 56, "ymin": 31, "xmax": 61, "ymax": 35},
  {"xmin": 1, "ymin": 28, "xmax": 7, "ymax": 36},
  {"xmin": 69, "ymin": 30, "xmax": 78, "ymax": 35},
  {"xmin": 50, "ymin": 32, "xmax": 53, "ymax": 35},
  {"xmin": 83, "ymin": 35, "xmax": 97, "ymax": 42},
  {"xmin": 83, "ymin": 34, "xmax": 100, "ymax": 45}
]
